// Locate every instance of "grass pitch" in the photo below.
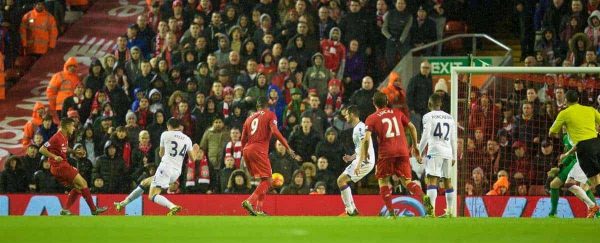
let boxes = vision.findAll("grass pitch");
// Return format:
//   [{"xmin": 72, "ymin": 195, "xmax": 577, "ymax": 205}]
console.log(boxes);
[{"xmin": 0, "ymin": 216, "xmax": 598, "ymax": 243}]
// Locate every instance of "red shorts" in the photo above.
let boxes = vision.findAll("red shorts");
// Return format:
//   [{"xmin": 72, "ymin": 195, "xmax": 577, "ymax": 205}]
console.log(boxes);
[
  {"xmin": 243, "ymin": 146, "xmax": 271, "ymax": 179},
  {"xmin": 50, "ymin": 165, "xmax": 79, "ymax": 186},
  {"xmin": 376, "ymin": 156, "xmax": 411, "ymax": 179}
]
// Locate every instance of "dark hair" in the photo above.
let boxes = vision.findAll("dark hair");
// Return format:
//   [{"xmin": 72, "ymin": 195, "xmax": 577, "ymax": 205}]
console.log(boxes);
[
  {"xmin": 346, "ymin": 105, "xmax": 360, "ymax": 117},
  {"xmin": 566, "ymin": 90, "xmax": 579, "ymax": 103},
  {"xmin": 167, "ymin": 118, "xmax": 181, "ymax": 128},
  {"xmin": 429, "ymin": 93, "xmax": 443, "ymax": 107},
  {"xmin": 373, "ymin": 91, "xmax": 388, "ymax": 108},
  {"xmin": 60, "ymin": 118, "xmax": 75, "ymax": 129},
  {"xmin": 256, "ymin": 96, "xmax": 269, "ymax": 109}
]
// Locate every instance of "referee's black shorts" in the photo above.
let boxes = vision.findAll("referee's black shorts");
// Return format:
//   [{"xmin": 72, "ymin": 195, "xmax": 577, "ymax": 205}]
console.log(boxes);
[{"xmin": 576, "ymin": 137, "xmax": 600, "ymax": 178}]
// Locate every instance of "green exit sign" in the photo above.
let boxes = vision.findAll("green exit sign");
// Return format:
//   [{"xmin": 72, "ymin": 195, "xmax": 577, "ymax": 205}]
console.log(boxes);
[{"xmin": 428, "ymin": 57, "xmax": 493, "ymax": 75}]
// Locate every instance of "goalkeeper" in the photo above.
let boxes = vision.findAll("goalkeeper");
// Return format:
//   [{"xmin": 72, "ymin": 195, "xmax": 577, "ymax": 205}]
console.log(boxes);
[{"xmin": 547, "ymin": 133, "xmax": 598, "ymax": 218}]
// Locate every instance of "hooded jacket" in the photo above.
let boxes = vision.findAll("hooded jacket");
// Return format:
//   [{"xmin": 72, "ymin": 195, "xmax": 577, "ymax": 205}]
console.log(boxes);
[
  {"xmin": 267, "ymin": 85, "xmax": 286, "ymax": 125},
  {"xmin": 22, "ymin": 102, "xmax": 47, "ymax": 149},
  {"xmin": 303, "ymin": 53, "xmax": 331, "ymax": 96},
  {"xmin": 320, "ymin": 27, "xmax": 346, "ymax": 78},
  {"xmin": 47, "ymin": 57, "xmax": 81, "ymax": 113},
  {"xmin": 93, "ymin": 141, "xmax": 127, "ymax": 193},
  {"xmin": 84, "ymin": 59, "xmax": 107, "ymax": 94},
  {"xmin": 585, "ymin": 10, "xmax": 600, "ymax": 49},
  {"xmin": 20, "ymin": 7, "xmax": 58, "ymax": 55}
]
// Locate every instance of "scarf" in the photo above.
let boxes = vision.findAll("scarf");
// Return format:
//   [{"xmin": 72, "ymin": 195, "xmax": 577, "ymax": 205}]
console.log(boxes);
[
  {"xmin": 224, "ymin": 141, "xmax": 242, "ymax": 169},
  {"xmin": 122, "ymin": 142, "xmax": 132, "ymax": 169},
  {"xmin": 186, "ymin": 156, "xmax": 210, "ymax": 187},
  {"xmin": 222, "ymin": 101, "xmax": 230, "ymax": 118}
]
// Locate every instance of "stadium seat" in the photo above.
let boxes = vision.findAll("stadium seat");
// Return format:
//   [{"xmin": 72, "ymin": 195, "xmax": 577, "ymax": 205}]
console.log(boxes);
[
  {"xmin": 14, "ymin": 56, "xmax": 35, "ymax": 73},
  {"xmin": 528, "ymin": 185, "xmax": 547, "ymax": 196},
  {"xmin": 443, "ymin": 21, "xmax": 468, "ymax": 54}
]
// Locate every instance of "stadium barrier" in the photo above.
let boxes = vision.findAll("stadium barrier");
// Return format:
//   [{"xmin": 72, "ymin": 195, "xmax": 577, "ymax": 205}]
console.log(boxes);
[{"xmin": 0, "ymin": 194, "xmax": 594, "ymax": 217}]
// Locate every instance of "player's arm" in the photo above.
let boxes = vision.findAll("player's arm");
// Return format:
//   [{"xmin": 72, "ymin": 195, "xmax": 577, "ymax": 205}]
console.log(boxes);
[
  {"xmin": 560, "ymin": 144, "xmax": 577, "ymax": 162},
  {"xmin": 187, "ymin": 144, "xmax": 200, "ymax": 161},
  {"xmin": 240, "ymin": 123, "xmax": 248, "ymax": 148},
  {"xmin": 158, "ymin": 133, "xmax": 166, "ymax": 158},
  {"xmin": 594, "ymin": 109, "xmax": 600, "ymax": 127},
  {"xmin": 39, "ymin": 142, "xmax": 62, "ymax": 162},
  {"xmin": 451, "ymin": 122, "xmax": 458, "ymax": 165},
  {"xmin": 417, "ymin": 116, "xmax": 430, "ymax": 157},
  {"xmin": 406, "ymin": 122, "xmax": 420, "ymax": 159},
  {"xmin": 548, "ymin": 111, "xmax": 565, "ymax": 137},
  {"xmin": 358, "ymin": 130, "xmax": 372, "ymax": 164},
  {"xmin": 270, "ymin": 121, "xmax": 293, "ymax": 154}
]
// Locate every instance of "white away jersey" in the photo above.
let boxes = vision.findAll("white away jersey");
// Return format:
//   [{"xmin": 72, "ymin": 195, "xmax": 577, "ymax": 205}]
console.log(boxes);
[
  {"xmin": 160, "ymin": 130, "xmax": 193, "ymax": 170},
  {"xmin": 353, "ymin": 122, "xmax": 375, "ymax": 163},
  {"xmin": 418, "ymin": 110, "xmax": 457, "ymax": 160}
]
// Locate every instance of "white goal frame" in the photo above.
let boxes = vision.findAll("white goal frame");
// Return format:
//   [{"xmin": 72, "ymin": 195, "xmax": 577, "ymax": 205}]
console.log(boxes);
[{"xmin": 449, "ymin": 66, "xmax": 600, "ymax": 217}]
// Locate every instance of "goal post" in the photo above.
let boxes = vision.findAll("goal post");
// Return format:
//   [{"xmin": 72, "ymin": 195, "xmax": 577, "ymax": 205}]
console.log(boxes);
[{"xmin": 449, "ymin": 66, "xmax": 600, "ymax": 217}]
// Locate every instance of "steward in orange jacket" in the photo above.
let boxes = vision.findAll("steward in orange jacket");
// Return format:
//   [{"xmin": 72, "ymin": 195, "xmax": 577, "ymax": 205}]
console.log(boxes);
[
  {"xmin": 380, "ymin": 71, "xmax": 409, "ymax": 118},
  {"xmin": 21, "ymin": 102, "xmax": 48, "ymax": 149},
  {"xmin": 47, "ymin": 57, "xmax": 81, "ymax": 123},
  {"xmin": 19, "ymin": 1, "xmax": 58, "ymax": 55}
]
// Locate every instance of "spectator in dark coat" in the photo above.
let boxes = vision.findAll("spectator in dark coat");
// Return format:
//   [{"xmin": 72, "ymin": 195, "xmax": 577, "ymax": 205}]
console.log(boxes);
[
  {"xmin": 33, "ymin": 157, "xmax": 63, "ymax": 193},
  {"xmin": 84, "ymin": 59, "xmax": 107, "ymax": 95},
  {"xmin": 339, "ymin": 0, "xmax": 372, "ymax": 50},
  {"xmin": 314, "ymin": 156, "xmax": 337, "ymax": 194},
  {"xmin": 93, "ymin": 141, "xmax": 127, "ymax": 193},
  {"xmin": 349, "ymin": 76, "xmax": 376, "ymax": 121},
  {"xmin": 343, "ymin": 40, "xmax": 366, "ymax": 95},
  {"xmin": 410, "ymin": 6, "xmax": 437, "ymax": 55},
  {"xmin": 315, "ymin": 127, "xmax": 345, "ymax": 174},
  {"xmin": 280, "ymin": 169, "xmax": 311, "ymax": 194},
  {"xmin": 225, "ymin": 169, "xmax": 253, "ymax": 194},
  {"xmin": 270, "ymin": 140, "xmax": 300, "ymax": 186},
  {"xmin": 68, "ymin": 143, "xmax": 94, "ymax": 184},
  {"xmin": 0, "ymin": 156, "xmax": 28, "ymax": 193},
  {"xmin": 406, "ymin": 61, "xmax": 433, "ymax": 133},
  {"xmin": 21, "ymin": 144, "xmax": 41, "ymax": 185},
  {"xmin": 218, "ymin": 156, "xmax": 236, "ymax": 193},
  {"xmin": 382, "ymin": 0, "xmax": 413, "ymax": 70},
  {"xmin": 288, "ymin": 116, "xmax": 322, "ymax": 162},
  {"xmin": 542, "ymin": 0, "xmax": 570, "ymax": 34},
  {"xmin": 104, "ymin": 74, "xmax": 131, "ymax": 126}
]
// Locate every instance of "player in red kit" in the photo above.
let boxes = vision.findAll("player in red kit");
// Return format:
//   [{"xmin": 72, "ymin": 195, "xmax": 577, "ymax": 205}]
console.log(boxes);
[
  {"xmin": 241, "ymin": 96, "xmax": 295, "ymax": 216},
  {"xmin": 39, "ymin": 118, "xmax": 107, "ymax": 215},
  {"xmin": 359, "ymin": 92, "xmax": 429, "ymax": 218}
]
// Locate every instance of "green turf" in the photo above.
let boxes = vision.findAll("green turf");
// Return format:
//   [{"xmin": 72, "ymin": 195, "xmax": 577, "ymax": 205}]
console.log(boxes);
[{"xmin": 0, "ymin": 216, "xmax": 598, "ymax": 243}]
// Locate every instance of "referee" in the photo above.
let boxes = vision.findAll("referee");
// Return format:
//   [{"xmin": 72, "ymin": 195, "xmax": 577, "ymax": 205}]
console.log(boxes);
[{"xmin": 549, "ymin": 90, "xmax": 600, "ymax": 189}]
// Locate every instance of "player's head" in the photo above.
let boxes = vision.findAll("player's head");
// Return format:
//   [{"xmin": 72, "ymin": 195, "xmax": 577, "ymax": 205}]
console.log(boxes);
[
  {"xmin": 167, "ymin": 118, "xmax": 182, "ymax": 131},
  {"xmin": 60, "ymin": 118, "xmax": 76, "ymax": 136},
  {"xmin": 256, "ymin": 96, "xmax": 269, "ymax": 109},
  {"xmin": 428, "ymin": 93, "xmax": 443, "ymax": 111},
  {"xmin": 344, "ymin": 105, "xmax": 360, "ymax": 123},
  {"xmin": 565, "ymin": 90, "xmax": 579, "ymax": 104},
  {"xmin": 372, "ymin": 91, "xmax": 388, "ymax": 108}
]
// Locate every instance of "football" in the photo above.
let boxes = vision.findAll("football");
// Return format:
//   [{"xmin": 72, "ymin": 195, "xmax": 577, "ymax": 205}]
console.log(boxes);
[{"xmin": 272, "ymin": 173, "xmax": 284, "ymax": 188}]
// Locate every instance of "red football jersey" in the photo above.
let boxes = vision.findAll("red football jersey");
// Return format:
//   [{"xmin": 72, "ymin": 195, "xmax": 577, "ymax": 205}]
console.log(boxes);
[
  {"xmin": 43, "ymin": 131, "xmax": 69, "ymax": 167},
  {"xmin": 242, "ymin": 109, "xmax": 278, "ymax": 152},
  {"xmin": 365, "ymin": 108, "xmax": 410, "ymax": 158}
]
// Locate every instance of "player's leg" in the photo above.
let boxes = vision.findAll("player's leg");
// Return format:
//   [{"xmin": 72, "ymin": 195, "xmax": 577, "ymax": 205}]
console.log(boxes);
[
  {"xmin": 377, "ymin": 176, "xmax": 396, "ymax": 218},
  {"xmin": 254, "ymin": 176, "xmax": 272, "ymax": 215},
  {"xmin": 425, "ymin": 175, "xmax": 439, "ymax": 216},
  {"xmin": 548, "ymin": 177, "xmax": 564, "ymax": 217},
  {"xmin": 337, "ymin": 173, "xmax": 357, "ymax": 215},
  {"xmin": 566, "ymin": 161, "xmax": 598, "ymax": 215},
  {"xmin": 241, "ymin": 150, "xmax": 268, "ymax": 216},
  {"xmin": 72, "ymin": 172, "xmax": 107, "ymax": 215},
  {"xmin": 442, "ymin": 178, "xmax": 455, "ymax": 217},
  {"xmin": 115, "ymin": 176, "xmax": 153, "ymax": 211},
  {"xmin": 148, "ymin": 168, "xmax": 180, "ymax": 215}
]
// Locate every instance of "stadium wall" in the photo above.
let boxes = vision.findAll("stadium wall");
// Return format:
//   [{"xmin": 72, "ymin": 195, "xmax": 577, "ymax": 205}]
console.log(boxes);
[{"xmin": 0, "ymin": 194, "xmax": 595, "ymax": 217}]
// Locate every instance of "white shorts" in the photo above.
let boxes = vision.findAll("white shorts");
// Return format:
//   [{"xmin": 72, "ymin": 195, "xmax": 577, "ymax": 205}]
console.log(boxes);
[
  {"xmin": 151, "ymin": 165, "xmax": 181, "ymax": 189},
  {"xmin": 567, "ymin": 161, "xmax": 588, "ymax": 184},
  {"xmin": 425, "ymin": 156, "xmax": 452, "ymax": 179},
  {"xmin": 342, "ymin": 158, "xmax": 375, "ymax": 183}
]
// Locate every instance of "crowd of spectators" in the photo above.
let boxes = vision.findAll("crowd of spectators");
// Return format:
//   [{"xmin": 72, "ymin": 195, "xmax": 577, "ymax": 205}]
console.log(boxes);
[{"xmin": 4, "ymin": 0, "xmax": 598, "ymax": 199}]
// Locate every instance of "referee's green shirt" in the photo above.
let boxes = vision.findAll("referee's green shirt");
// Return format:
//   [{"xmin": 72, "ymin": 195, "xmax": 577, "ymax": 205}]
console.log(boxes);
[{"xmin": 549, "ymin": 103, "xmax": 600, "ymax": 144}]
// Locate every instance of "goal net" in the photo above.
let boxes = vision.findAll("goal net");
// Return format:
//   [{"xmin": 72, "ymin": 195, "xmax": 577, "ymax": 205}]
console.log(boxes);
[{"xmin": 449, "ymin": 66, "xmax": 600, "ymax": 217}]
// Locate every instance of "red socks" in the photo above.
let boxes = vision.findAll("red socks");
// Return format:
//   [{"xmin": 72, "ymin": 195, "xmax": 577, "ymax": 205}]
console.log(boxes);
[
  {"xmin": 65, "ymin": 188, "xmax": 80, "ymax": 209},
  {"xmin": 379, "ymin": 186, "xmax": 394, "ymax": 214},
  {"xmin": 407, "ymin": 181, "xmax": 423, "ymax": 197},
  {"xmin": 248, "ymin": 179, "xmax": 271, "ymax": 211},
  {"xmin": 81, "ymin": 188, "xmax": 97, "ymax": 211}
]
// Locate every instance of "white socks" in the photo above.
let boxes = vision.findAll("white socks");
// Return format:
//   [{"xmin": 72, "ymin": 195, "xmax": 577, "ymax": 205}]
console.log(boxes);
[
  {"xmin": 152, "ymin": 194, "xmax": 176, "ymax": 209},
  {"xmin": 427, "ymin": 186, "xmax": 438, "ymax": 213},
  {"xmin": 569, "ymin": 185, "xmax": 595, "ymax": 208},
  {"xmin": 122, "ymin": 186, "xmax": 144, "ymax": 206},
  {"xmin": 341, "ymin": 185, "xmax": 355, "ymax": 213},
  {"xmin": 445, "ymin": 188, "xmax": 455, "ymax": 214}
]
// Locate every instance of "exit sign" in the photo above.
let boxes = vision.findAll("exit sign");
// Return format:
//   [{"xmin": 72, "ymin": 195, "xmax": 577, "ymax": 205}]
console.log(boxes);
[{"xmin": 428, "ymin": 57, "xmax": 492, "ymax": 75}]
